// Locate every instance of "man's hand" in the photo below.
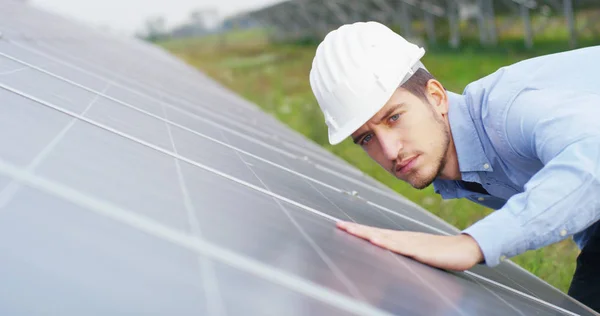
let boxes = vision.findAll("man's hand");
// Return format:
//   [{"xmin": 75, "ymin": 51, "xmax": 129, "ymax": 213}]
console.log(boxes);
[{"xmin": 337, "ymin": 221, "xmax": 484, "ymax": 271}]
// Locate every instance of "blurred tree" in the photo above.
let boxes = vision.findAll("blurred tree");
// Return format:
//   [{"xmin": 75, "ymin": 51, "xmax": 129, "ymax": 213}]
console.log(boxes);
[{"xmin": 143, "ymin": 16, "xmax": 168, "ymax": 42}]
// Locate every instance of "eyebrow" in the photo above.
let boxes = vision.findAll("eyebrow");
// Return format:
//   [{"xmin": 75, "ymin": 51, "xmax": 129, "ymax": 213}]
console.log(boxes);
[{"xmin": 352, "ymin": 103, "xmax": 404, "ymax": 144}]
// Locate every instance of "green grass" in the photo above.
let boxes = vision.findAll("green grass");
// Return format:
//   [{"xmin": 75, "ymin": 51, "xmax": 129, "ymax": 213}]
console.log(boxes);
[{"xmin": 159, "ymin": 25, "xmax": 599, "ymax": 293}]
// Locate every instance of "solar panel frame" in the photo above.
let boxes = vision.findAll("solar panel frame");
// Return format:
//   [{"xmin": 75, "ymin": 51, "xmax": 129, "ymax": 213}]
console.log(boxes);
[{"xmin": 0, "ymin": 1, "xmax": 598, "ymax": 315}]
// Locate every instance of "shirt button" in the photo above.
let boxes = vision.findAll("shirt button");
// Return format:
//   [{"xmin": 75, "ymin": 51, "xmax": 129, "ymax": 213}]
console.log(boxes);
[
  {"xmin": 478, "ymin": 197, "xmax": 485, "ymax": 201},
  {"xmin": 483, "ymin": 163, "xmax": 490, "ymax": 170},
  {"xmin": 560, "ymin": 229, "xmax": 567, "ymax": 237}
]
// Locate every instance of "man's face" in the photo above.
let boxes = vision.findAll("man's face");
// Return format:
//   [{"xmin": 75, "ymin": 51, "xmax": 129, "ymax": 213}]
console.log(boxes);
[{"xmin": 351, "ymin": 84, "xmax": 450, "ymax": 189}]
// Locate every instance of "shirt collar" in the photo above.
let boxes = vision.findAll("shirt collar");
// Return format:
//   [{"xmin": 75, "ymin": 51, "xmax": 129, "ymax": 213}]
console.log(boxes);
[
  {"xmin": 432, "ymin": 91, "xmax": 492, "ymax": 196},
  {"xmin": 446, "ymin": 91, "xmax": 493, "ymax": 174}
]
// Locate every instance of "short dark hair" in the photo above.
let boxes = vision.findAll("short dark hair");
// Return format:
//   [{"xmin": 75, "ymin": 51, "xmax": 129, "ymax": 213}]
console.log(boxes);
[{"xmin": 399, "ymin": 68, "xmax": 436, "ymax": 102}]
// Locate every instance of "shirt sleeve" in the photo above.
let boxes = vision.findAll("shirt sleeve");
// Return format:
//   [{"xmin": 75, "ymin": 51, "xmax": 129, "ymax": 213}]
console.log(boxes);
[{"xmin": 462, "ymin": 88, "xmax": 600, "ymax": 267}]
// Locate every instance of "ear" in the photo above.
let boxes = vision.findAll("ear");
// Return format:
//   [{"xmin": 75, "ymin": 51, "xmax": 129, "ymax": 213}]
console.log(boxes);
[{"xmin": 426, "ymin": 79, "xmax": 448, "ymax": 115}]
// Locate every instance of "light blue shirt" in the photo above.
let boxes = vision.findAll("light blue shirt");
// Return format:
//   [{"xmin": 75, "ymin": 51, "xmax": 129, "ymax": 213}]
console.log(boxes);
[{"xmin": 432, "ymin": 45, "xmax": 600, "ymax": 267}]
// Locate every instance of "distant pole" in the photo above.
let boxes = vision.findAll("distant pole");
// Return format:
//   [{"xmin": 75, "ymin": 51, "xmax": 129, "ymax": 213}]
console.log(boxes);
[
  {"xmin": 400, "ymin": 1, "xmax": 413, "ymax": 39},
  {"xmin": 476, "ymin": 0, "xmax": 488, "ymax": 45},
  {"xmin": 485, "ymin": 0, "xmax": 497, "ymax": 45},
  {"xmin": 447, "ymin": 0, "xmax": 461, "ymax": 48},
  {"xmin": 564, "ymin": 0, "xmax": 577, "ymax": 48},
  {"xmin": 424, "ymin": 2, "xmax": 436, "ymax": 45},
  {"xmin": 521, "ymin": 2, "xmax": 533, "ymax": 49}
]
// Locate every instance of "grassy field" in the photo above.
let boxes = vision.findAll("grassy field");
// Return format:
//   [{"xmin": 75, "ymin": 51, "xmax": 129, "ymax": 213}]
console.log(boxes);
[{"xmin": 159, "ymin": 25, "xmax": 599, "ymax": 293}]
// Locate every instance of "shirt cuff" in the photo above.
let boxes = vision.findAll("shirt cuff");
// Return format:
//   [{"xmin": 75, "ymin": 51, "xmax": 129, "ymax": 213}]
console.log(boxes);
[{"xmin": 461, "ymin": 209, "xmax": 527, "ymax": 267}]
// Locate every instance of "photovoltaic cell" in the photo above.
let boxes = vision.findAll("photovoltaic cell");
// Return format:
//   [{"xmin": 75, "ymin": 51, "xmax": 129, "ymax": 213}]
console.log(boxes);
[
  {"xmin": 34, "ymin": 120, "xmax": 190, "ymax": 232},
  {"xmin": 0, "ymin": 1, "xmax": 597, "ymax": 316},
  {"xmin": 0, "ymin": 63, "xmax": 99, "ymax": 114},
  {"xmin": 0, "ymin": 55, "xmax": 24, "ymax": 73},
  {"xmin": 213, "ymin": 263, "xmax": 349, "ymax": 316},
  {"xmin": 0, "ymin": 176, "xmax": 7, "ymax": 192},
  {"xmin": 83, "ymin": 96, "xmax": 173, "ymax": 151},
  {"xmin": 0, "ymin": 187, "xmax": 208, "ymax": 316},
  {"xmin": 0, "ymin": 88, "xmax": 73, "ymax": 168}
]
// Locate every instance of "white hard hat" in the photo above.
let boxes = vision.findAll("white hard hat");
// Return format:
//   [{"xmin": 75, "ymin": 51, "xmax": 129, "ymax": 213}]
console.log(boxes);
[{"xmin": 309, "ymin": 21, "xmax": 426, "ymax": 145}]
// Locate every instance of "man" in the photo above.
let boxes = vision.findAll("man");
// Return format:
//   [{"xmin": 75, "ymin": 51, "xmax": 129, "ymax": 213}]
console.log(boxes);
[{"xmin": 309, "ymin": 21, "xmax": 600, "ymax": 311}]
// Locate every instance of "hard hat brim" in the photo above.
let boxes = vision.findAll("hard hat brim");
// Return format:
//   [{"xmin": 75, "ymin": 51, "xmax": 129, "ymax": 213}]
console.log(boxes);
[
  {"xmin": 327, "ymin": 60, "xmax": 426, "ymax": 145},
  {"xmin": 327, "ymin": 88, "xmax": 395, "ymax": 145}
]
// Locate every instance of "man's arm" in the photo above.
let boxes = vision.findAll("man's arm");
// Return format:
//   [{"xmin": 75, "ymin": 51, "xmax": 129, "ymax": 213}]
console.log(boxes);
[{"xmin": 463, "ymin": 88, "xmax": 600, "ymax": 267}]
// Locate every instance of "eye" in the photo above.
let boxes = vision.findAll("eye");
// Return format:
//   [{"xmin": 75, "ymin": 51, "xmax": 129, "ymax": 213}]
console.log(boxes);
[
  {"xmin": 389, "ymin": 114, "xmax": 400, "ymax": 122},
  {"xmin": 360, "ymin": 134, "xmax": 373, "ymax": 146}
]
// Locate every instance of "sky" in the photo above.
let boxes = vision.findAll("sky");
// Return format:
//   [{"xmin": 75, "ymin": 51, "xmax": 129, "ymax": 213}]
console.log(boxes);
[{"xmin": 30, "ymin": 0, "xmax": 283, "ymax": 36}]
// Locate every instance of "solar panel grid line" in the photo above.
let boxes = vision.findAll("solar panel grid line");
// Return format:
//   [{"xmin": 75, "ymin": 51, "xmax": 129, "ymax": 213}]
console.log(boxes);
[
  {"xmin": 0, "ymin": 47, "xmax": 303, "ymax": 160},
  {"xmin": 0, "ymin": 45, "xmax": 403, "ymax": 210},
  {"xmin": 148, "ymin": 98, "xmax": 352, "ymax": 174},
  {"xmin": 20, "ymin": 40, "xmax": 264, "ymax": 121},
  {"xmin": 313, "ymin": 161, "xmax": 461, "ymax": 231},
  {"xmin": 463, "ymin": 270, "xmax": 581, "ymax": 316},
  {"xmin": 498, "ymin": 263, "xmax": 598, "ymax": 315},
  {"xmin": 280, "ymin": 140, "xmax": 366, "ymax": 176},
  {"xmin": 387, "ymin": 253, "xmax": 470, "ymax": 316},
  {"xmin": 229, "ymin": 139, "xmax": 368, "ymax": 302},
  {"xmin": 465, "ymin": 273, "xmax": 528, "ymax": 316},
  {"xmin": 44, "ymin": 40, "xmax": 197, "ymax": 95},
  {"xmin": 209, "ymin": 109, "xmax": 583, "ymax": 315},
  {"xmin": 366, "ymin": 202, "xmax": 453, "ymax": 236},
  {"xmin": 0, "ymin": 159, "xmax": 392, "ymax": 316},
  {"xmin": 0, "ymin": 65, "xmax": 27, "ymax": 75},
  {"xmin": 372, "ymin": 195, "xmax": 592, "ymax": 314},
  {"xmin": 8, "ymin": 39, "xmax": 353, "ymax": 171},
  {"xmin": 499, "ymin": 259, "xmax": 581, "ymax": 302},
  {"xmin": 365, "ymin": 202, "xmax": 419, "ymax": 231},
  {"xmin": 161, "ymin": 100, "xmax": 227, "ymax": 316},
  {"xmin": 0, "ymin": 43, "xmax": 392, "ymax": 212},
  {"xmin": 8, "ymin": 39, "xmax": 225, "ymax": 103},
  {"xmin": 0, "ymin": 65, "xmax": 496, "ymax": 312},
  {"xmin": 8, "ymin": 39, "xmax": 360, "ymax": 174},
  {"xmin": 0, "ymin": 81, "xmax": 343, "ymax": 224},
  {"xmin": 2, "ymin": 3, "xmax": 598, "ymax": 314},
  {"xmin": 274, "ymin": 158, "xmax": 359, "ymax": 223},
  {"xmin": 0, "ymin": 53, "xmax": 23, "ymax": 72},
  {"xmin": 0, "ymin": 83, "xmax": 108, "ymax": 209},
  {"xmin": 219, "ymin": 128, "xmax": 381, "ymax": 300},
  {"xmin": 2, "ymin": 44, "xmax": 592, "ymax": 316},
  {"xmin": 2, "ymin": 78, "xmax": 577, "ymax": 312}
]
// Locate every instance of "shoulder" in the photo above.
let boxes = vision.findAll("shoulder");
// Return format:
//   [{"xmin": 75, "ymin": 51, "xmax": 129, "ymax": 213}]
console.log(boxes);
[{"xmin": 459, "ymin": 68, "xmax": 527, "ymax": 155}]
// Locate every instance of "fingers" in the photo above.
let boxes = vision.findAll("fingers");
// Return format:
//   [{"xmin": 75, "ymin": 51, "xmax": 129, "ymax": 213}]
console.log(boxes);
[
  {"xmin": 336, "ymin": 221, "xmax": 416, "ymax": 256},
  {"xmin": 336, "ymin": 221, "xmax": 368, "ymax": 231},
  {"xmin": 337, "ymin": 221, "xmax": 394, "ymax": 235},
  {"xmin": 336, "ymin": 221, "xmax": 379, "ymax": 240},
  {"xmin": 337, "ymin": 221, "xmax": 397, "ymax": 246}
]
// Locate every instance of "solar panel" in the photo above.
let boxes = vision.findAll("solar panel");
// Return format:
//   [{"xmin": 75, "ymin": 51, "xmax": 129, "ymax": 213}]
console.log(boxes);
[{"xmin": 0, "ymin": 1, "xmax": 597, "ymax": 315}]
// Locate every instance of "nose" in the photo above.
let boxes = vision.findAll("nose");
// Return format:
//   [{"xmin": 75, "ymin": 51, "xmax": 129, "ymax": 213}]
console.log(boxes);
[{"xmin": 377, "ymin": 131, "xmax": 402, "ymax": 162}]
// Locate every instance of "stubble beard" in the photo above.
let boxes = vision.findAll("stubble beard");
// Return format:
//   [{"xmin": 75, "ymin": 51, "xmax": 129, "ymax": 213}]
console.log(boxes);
[{"xmin": 409, "ymin": 118, "xmax": 451, "ymax": 190}]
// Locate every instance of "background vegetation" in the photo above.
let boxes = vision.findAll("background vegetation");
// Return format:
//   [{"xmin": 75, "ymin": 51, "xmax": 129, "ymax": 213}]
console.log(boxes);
[{"xmin": 159, "ymin": 17, "xmax": 599, "ymax": 293}]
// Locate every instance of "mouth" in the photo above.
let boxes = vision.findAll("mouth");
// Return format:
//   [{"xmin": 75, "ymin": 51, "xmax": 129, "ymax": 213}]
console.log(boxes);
[{"xmin": 395, "ymin": 155, "xmax": 419, "ymax": 175}]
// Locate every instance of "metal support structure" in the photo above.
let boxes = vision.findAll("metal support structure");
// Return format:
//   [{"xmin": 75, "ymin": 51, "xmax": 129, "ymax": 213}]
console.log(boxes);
[
  {"xmin": 295, "ymin": 0, "xmax": 328, "ymax": 39},
  {"xmin": 423, "ymin": 1, "xmax": 437, "ymax": 44},
  {"xmin": 252, "ymin": 11, "xmax": 285, "ymax": 41},
  {"xmin": 370, "ymin": 0, "xmax": 397, "ymax": 24},
  {"xmin": 564, "ymin": 0, "xmax": 577, "ymax": 48},
  {"xmin": 346, "ymin": 0, "xmax": 369, "ymax": 23},
  {"xmin": 234, "ymin": 0, "xmax": 597, "ymax": 50},
  {"xmin": 484, "ymin": 0, "xmax": 498, "ymax": 45},
  {"xmin": 447, "ymin": 0, "xmax": 461, "ymax": 48},
  {"xmin": 476, "ymin": 0, "xmax": 489, "ymax": 45},
  {"xmin": 323, "ymin": 0, "xmax": 350, "ymax": 26},
  {"xmin": 276, "ymin": 5, "xmax": 307, "ymax": 37},
  {"xmin": 520, "ymin": 1, "xmax": 533, "ymax": 48},
  {"xmin": 399, "ymin": 0, "xmax": 414, "ymax": 39}
]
